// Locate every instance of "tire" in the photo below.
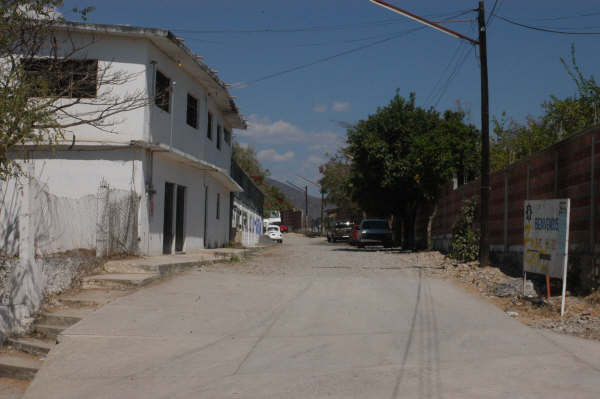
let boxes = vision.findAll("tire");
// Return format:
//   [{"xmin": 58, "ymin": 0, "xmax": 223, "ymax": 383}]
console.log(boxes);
[{"xmin": 327, "ymin": 236, "xmax": 331, "ymax": 242}]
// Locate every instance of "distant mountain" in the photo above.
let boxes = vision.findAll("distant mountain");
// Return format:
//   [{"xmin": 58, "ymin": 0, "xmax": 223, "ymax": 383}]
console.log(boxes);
[{"xmin": 265, "ymin": 178, "xmax": 324, "ymax": 221}]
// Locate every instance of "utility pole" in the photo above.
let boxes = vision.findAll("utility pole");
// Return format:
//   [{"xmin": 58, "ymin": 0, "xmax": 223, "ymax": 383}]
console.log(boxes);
[
  {"xmin": 305, "ymin": 185, "xmax": 309, "ymax": 232},
  {"xmin": 369, "ymin": 0, "xmax": 491, "ymax": 265},
  {"xmin": 296, "ymin": 174, "xmax": 325, "ymax": 235},
  {"xmin": 478, "ymin": 1, "xmax": 490, "ymax": 266}
]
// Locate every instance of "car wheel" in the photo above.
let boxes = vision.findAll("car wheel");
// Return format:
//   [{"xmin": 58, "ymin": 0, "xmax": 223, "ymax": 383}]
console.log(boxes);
[{"xmin": 327, "ymin": 236, "xmax": 331, "ymax": 242}]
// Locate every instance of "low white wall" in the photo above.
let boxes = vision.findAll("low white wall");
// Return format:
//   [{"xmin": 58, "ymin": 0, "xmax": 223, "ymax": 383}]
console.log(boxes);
[{"xmin": 232, "ymin": 200, "xmax": 262, "ymax": 247}]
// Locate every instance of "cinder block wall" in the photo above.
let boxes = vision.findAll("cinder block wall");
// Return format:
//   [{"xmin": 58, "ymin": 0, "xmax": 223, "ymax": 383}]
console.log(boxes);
[{"xmin": 416, "ymin": 126, "xmax": 600, "ymax": 292}]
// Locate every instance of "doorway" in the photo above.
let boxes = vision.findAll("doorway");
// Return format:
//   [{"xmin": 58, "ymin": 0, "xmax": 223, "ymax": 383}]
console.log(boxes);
[
  {"xmin": 163, "ymin": 182, "xmax": 174, "ymax": 254},
  {"xmin": 175, "ymin": 185, "xmax": 186, "ymax": 252},
  {"xmin": 203, "ymin": 185, "xmax": 208, "ymax": 248}
]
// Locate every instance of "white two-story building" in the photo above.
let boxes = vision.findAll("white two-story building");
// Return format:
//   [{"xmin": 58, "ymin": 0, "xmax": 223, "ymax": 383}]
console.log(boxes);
[{"xmin": 2, "ymin": 21, "xmax": 246, "ymax": 256}]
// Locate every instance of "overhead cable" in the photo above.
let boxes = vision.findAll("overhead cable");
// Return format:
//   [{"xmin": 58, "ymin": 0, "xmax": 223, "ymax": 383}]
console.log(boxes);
[{"xmin": 498, "ymin": 15, "xmax": 600, "ymax": 35}]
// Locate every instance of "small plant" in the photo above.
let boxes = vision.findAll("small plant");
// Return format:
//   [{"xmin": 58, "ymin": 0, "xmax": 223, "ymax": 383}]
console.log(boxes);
[{"xmin": 449, "ymin": 199, "xmax": 480, "ymax": 262}]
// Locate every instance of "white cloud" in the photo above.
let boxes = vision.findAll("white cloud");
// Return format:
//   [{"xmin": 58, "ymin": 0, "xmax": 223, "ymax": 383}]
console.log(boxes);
[
  {"xmin": 257, "ymin": 149, "xmax": 295, "ymax": 162},
  {"xmin": 332, "ymin": 101, "xmax": 350, "ymax": 112},
  {"xmin": 313, "ymin": 104, "xmax": 328, "ymax": 113},
  {"xmin": 235, "ymin": 115, "xmax": 343, "ymax": 151}
]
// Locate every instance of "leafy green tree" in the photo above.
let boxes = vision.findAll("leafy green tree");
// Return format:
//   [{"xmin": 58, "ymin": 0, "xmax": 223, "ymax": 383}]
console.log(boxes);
[
  {"xmin": 490, "ymin": 45, "xmax": 600, "ymax": 171},
  {"xmin": 318, "ymin": 150, "xmax": 356, "ymax": 211},
  {"xmin": 345, "ymin": 92, "xmax": 479, "ymax": 248}
]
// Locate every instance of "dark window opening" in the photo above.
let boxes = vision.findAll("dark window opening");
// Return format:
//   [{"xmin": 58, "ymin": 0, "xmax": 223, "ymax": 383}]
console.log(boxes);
[
  {"xmin": 216, "ymin": 193, "xmax": 221, "ymax": 219},
  {"xmin": 224, "ymin": 128, "xmax": 231, "ymax": 145},
  {"xmin": 23, "ymin": 58, "xmax": 98, "ymax": 98},
  {"xmin": 207, "ymin": 112, "xmax": 213, "ymax": 140},
  {"xmin": 186, "ymin": 94, "xmax": 198, "ymax": 128},
  {"xmin": 155, "ymin": 70, "xmax": 170, "ymax": 112},
  {"xmin": 217, "ymin": 125, "xmax": 222, "ymax": 150}
]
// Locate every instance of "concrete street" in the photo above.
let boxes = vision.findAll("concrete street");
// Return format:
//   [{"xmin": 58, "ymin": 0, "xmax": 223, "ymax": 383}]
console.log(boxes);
[{"xmin": 24, "ymin": 234, "xmax": 600, "ymax": 398}]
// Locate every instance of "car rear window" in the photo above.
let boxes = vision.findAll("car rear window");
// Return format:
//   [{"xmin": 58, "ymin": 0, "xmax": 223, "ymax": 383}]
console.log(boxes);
[
  {"xmin": 361, "ymin": 220, "xmax": 389, "ymax": 229},
  {"xmin": 335, "ymin": 222, "xmax": 351, "ymax": 228}
]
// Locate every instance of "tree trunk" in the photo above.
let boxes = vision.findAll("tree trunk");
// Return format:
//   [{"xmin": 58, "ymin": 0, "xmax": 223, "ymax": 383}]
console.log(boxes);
[
  {"xmin": 403, "ymin": 206, "xmax": 417, "ymax": 250},
  {"xmin": 427, "ymin": 203, "xmax": 438, "ymax": 250}
]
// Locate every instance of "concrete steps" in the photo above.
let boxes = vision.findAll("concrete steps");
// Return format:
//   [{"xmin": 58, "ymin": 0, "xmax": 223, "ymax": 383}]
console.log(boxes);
[
  {"xmin": 6, "ymin": 337, "xmax": 54, "ymax": 357},
  {"xmin": 82, "ymin": 273, "xmax": 160, "ymax": 290},
  {"xmin": 0, "ymin": 352, "xmax": 42, "ymax": 381}
]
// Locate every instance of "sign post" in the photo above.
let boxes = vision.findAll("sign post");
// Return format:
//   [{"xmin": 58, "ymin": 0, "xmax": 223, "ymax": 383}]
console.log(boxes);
[{"xmin": 523, "ymin": 199, "xmax": 570, "ymax": 316}]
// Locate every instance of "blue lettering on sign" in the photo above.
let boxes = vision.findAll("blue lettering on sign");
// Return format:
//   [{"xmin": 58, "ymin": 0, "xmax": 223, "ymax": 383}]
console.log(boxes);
[{"xmin": 534, "ymin": 217, "xmax": 559, "ymax": 231}]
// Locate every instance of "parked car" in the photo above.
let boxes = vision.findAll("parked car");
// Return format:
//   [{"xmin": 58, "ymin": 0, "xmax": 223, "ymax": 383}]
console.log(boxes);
[
  {"xmin": 355, "ymin": 219, "xmax": 392, "ymax": 248},
  {"xmin": 265, "ymin": 224, "xmax": 283, "ymax": 243},
  {"xmin": 349, "ymin": 224, "xmax": 360, "ymax": 245},
  {"xmin": 327, "ymin": 221, "xmax": 354, "ymax": 242},
  {"xmin": 272, "ymin": 221, "xmax": 288, "ymax": 233}
]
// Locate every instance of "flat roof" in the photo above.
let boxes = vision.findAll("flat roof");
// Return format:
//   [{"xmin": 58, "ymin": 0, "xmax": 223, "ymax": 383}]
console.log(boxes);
[{"xmin": 55, "ymin": 21, "xmax": 246, "ymax": 129}]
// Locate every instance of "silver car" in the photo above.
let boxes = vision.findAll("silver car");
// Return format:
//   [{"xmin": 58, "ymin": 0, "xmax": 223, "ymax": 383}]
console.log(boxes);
[{"xmin": 356, "ymin": 219, "xmax": 392, "ymax": 248}]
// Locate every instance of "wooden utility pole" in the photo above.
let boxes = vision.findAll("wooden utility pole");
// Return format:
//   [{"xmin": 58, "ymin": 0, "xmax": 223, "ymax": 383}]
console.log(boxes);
[
  {"xmin": 305, "ymin": 185, "xmax": 309, "ymax": 231},
  {"xmin": 369, "ymin": 0, "xmax": 491, "ymax": 265},
  {"xmin": 478, "ymin": 1, "xmax": 490, "ymax": 266}
]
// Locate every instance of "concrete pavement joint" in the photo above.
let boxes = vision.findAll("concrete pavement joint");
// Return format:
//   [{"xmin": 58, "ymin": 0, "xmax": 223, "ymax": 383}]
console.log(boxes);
[{"xmin": 231, "ymin": 279, "xmax": 316, "ymax": 376}]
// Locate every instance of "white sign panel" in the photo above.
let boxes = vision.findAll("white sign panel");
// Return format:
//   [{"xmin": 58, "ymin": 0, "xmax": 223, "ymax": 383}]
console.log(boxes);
[{"xmin": 523, "ymin": 199, "xmax": 570, "ymax": 278}]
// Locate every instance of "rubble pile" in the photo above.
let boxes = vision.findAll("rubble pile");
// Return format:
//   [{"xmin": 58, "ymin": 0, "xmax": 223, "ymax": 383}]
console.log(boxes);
[{"xmin": 425, "ymin": 253, "xmax": 600, "ymax": 342}]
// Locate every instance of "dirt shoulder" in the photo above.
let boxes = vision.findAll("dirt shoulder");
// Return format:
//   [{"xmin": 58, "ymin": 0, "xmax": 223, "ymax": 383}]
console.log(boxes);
[{"xmin": 421, "ymin": 251, "xmax": 600, "ymax": 341}]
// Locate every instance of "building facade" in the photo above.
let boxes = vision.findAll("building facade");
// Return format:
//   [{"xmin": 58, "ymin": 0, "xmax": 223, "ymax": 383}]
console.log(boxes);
[{"xmin": 2, "ymin": 22, "xmax": 246, "ymax": 256}]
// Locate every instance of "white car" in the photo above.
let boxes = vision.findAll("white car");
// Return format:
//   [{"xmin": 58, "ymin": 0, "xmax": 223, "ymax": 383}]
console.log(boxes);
[{"xmin": 266, "ymin": 224, "xmax": 283, "ymax": 243}]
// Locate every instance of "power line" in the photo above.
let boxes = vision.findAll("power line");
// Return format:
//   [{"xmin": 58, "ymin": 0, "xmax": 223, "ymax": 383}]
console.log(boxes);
[
  {"xmin": 534, "ymin": 10, "xmax": 600, "ymax": 21},
  {"xmin": 244, "ymin": 26, "xmax": 425, "ymax": 86},
  {"xmin": 498, "ymin": 15, "xmax": 600, "ymax": 35},
  {"xmin": 432, "ymin": 45, "xmax": 474, "ymax": 108},
  {"xmin": 424, "ymin": 41, "xmax": 466, "ymax": 107},
  {"xmin": 169, "ymin": 9, "xmax": 473, "ymax": 35}
]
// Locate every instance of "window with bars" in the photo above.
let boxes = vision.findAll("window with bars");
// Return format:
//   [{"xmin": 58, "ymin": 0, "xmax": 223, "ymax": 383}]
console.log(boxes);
[
  {"xmin": 155, "ymin": 70, "xmax": 170, "ymax": 112},
  {"xmin": 186, "ymin": 94, "xmax": 198, "ymax": 128},
  {"xmin": 22, "ymin": 58, "xmax": 98, "ymax": 98}
]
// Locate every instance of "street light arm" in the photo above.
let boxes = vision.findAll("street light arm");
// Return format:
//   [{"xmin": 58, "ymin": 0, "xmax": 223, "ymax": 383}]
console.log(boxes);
[{"xmin": 369, "ymin": 0, "xmax": 479, "ymax": 45}]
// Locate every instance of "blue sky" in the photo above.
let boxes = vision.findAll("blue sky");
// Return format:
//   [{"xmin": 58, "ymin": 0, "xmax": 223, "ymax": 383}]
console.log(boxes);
[{"xmin": 61, "ymin": 0, "xmax": 600, "ymax": 195}]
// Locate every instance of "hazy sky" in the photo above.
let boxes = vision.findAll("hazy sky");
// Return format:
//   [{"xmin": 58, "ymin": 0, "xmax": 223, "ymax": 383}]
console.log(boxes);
[{"xmin": 61, "ymin": 0, "xmax": 600, "ymax": 195}]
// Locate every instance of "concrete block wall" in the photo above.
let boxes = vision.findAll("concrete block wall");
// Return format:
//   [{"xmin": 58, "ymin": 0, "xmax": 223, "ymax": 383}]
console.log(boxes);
[{"xmin": 417, "ymin": 126, "xmax": 600, "ymax": 292}]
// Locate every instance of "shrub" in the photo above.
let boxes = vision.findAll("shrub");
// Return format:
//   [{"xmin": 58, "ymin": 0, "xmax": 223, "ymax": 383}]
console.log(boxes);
[{"xmin": 449, "ymin": 199, "xmax": 480, "ymax": 262}]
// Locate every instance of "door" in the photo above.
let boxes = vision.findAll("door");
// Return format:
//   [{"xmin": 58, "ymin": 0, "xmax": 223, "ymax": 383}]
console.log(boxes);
[
  {"xmin": 163, "ymin": 182, "xmax": 175, "ymax": 254},
  {"xmin": 175, "ymin": 185, "xmax": 186, "ymax": 252},
  {"xmin": 203, "ymin": 185, "xmax": 208, "ymax": 248}
]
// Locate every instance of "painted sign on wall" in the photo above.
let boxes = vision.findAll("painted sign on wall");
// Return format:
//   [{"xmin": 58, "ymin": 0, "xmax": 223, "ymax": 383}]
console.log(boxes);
[{"xmin": 523, "ymin": 199, "xmax": 570, "ymax": 278}]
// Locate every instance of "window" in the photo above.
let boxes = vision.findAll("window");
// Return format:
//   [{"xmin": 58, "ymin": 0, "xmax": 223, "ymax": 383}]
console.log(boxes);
[
  {"xmin": 23, "ymin": 58, "xmax": 98, "ymax": 98},
  {"xmin": 186, "ymin": 94, "xmax": 198, "ymax": 128},
  {"xmin": 224, "ymin": 128, "xmax": 231, "ymax": 145},
  {"xmin": 217, "ymin": 125, "xmax": 222, "ymax": 150},
  {"xmin": 207, "ymin": 112, "xmax": 213, "ymax": 139},
  {"xmin": 216, "ymin": 193, "xmax": 221, "ymax": 219},
  {"xmin": 155, "ymin": 70, "xmax": 170, "ymax": 112}
]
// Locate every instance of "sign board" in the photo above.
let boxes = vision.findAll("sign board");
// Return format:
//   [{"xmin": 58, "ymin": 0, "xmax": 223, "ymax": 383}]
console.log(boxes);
[{"xmin": 523, "ymin": 199, "xmax": 570, "ymax": 278}]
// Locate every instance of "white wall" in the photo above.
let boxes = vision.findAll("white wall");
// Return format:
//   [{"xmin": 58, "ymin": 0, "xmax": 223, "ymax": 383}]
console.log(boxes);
[
  {"xmin": 232, "ymin": 200, "xmax": 262, "ymax": 247},
  {"xmin": 0, "ymin": 149, "xmax": 144, "ymax": 255},
  {"xmin": 146, "ymin": 44, "xmax": 233, "ymax": 172}
]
